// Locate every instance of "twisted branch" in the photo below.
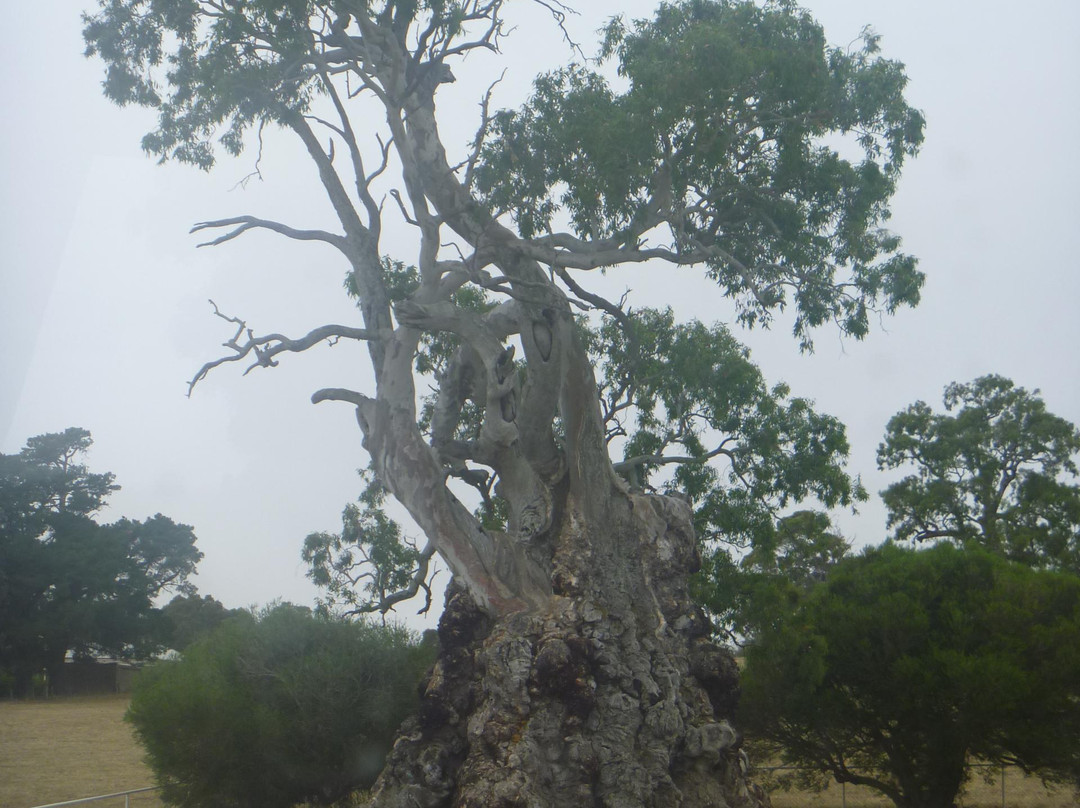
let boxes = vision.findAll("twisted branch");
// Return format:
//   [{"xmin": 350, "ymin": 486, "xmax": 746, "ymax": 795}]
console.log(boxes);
[
  {"xmin": 376, "ymin": 541, "xmax": 438, "ymax": 615},
  {"xmin": 187, "ymin": 302, "xmax": 385, "ymax": 396}
]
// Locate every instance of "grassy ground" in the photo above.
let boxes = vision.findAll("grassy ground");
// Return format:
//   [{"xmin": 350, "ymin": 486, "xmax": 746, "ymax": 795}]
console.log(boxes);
[
  {"xmin": 0, "ymin": 695, "xmax": 163, "ymax": 808},
  {"xmin": 2, "ymin": 695, "xmax": 1075, "ymax": 808},
  {"xmin": 759, "ymin": 765, "xmax": 1078, "ymax": 808}
]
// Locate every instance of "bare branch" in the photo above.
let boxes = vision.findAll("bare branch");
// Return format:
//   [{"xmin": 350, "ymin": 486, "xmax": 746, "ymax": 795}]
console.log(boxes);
[
  {"xmin": 389, "ymin": 188, "xmax": 419, "ymax": 226},
  {"xmin": 303, "ymin": 113, "xmax": 347, "ymax": 139},
  {"xmin": 551, "ymin": 265, "xmax": 630, "ymax": 326},
  {"xmin": 462, "ymin": 70, "xmax": 506, "ymax": 191},
  {"xmin": 191, "ymin": 216, "xmax": 347, "ymax": 250},
  {"xmin": 285, "ymin": 113, "xmax": 375, "ymax": 249},
  {"xmin": 524, "ymin": 233, "xmax": 790, "ymax": 315},
  {"xmin": 332, "ymin": 538, "xmax": 439, "ymax": 617},
  {"xmin": 229, "ymin": 120, "xmax": 268, "ymax": 190},
  {"xmin": 311, "ymin": 387, "xmax": 374, "ymax": 409},
  {"xmin": 369, "ymin": 133, "xmax": 393, "ymax": 184},
  {"xmin": 614, "ymin": 445, "xmax": 735, "ymax": 473},
  {"xmin": 187, "ymin": 302, "xmax": 384, "ymax": 396},
  {"xmin": 308, "ymin": 49, "xmax": 384, "ymax": 238},
  {"xmin": 523, "ymin": 233, "xmax": 727, "ymax": 271},
  {"xmin": 528, "ymin": 0, "xmax": 584, "ymax": 57}
]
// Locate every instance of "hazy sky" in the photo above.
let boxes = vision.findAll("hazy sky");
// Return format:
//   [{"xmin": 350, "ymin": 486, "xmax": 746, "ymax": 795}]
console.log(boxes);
[{"xmin": 3, "ymin": 1, "xmax": 1079, "ymax": 620}]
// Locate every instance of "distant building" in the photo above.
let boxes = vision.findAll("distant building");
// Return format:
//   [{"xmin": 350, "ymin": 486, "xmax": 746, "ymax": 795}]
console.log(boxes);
[{"xmin": 53, "ymin": 658, "xmax": 139, "ymax": 696}]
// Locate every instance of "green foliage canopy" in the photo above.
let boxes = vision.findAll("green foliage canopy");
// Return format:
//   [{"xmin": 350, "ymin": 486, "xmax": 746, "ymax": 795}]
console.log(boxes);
[
  {"xmin": 127, "ymin": 604, "xmax": 436, "ymax": 808},
  {"xmin": 475, "ymin": 0, "xmax": 925, "ymax": 346},
  {"xmin": 592, "ymin": 308, "xmax": 865, "ymax": 537},
  {"xmin": 303, "ymin": 468, "xmax": 436, "ymax": 617},
  {"xmin": 693, "ymin": 509, "xmax": 849, "ymax": 643},
  {"xmin": 0, "ymin": 428, "xmax": 202, "ymax": 696},
  {"xmin": 878, "ymin": 375, "xmax": 1080, "ymax": 573},
  {"xmin": 158, "ymin": 593, "xmax": 249, "ymax": 651},
  {"xmin": 740, "ymin": 543, "xmax": 1080, "ymax": 808}
]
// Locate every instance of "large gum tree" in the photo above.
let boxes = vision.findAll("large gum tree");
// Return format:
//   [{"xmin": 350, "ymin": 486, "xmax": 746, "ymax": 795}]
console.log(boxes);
[{"xmin": 84, "ymin": 1, "xmax": 923, "ymax": 805}]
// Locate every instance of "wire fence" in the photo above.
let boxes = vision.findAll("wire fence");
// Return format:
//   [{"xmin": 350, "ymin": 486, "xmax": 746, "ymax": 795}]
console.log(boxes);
[
  {"xmin": 30, "ymin": 788, "xmax": 162, "ymax": 808},
  {"xmin": 754, "ymin": 763, "xmax": 1077, "ymax": 808},
  {"xmin": 17, "ymin": 766, "xmax": 1075, "ymax": 808}
]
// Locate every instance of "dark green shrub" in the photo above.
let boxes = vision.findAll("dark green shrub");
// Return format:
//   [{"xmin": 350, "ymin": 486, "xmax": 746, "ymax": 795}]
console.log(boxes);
[{"xmin": 127, "ymin": 604, "xmax": 434, "ymax": 808}]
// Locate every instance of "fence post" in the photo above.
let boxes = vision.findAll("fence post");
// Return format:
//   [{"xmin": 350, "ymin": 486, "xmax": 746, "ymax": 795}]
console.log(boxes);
[
  {"xmin": 841, "ymin": 779, "xmax": 846, "ymax": 808},
  {"xmin": 1000, "ymin": 763, "xmax": 1006, "ymax": 808}
]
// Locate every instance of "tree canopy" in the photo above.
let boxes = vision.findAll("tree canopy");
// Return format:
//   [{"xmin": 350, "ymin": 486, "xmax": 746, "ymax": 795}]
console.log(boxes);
[
  {"xmin": 158, "ymin": 593, "xmax": 250, "ymax": 651},
  {"xmin": 740, "ymin": 543, "xmax": 1080, "ymax": 808},
  {"xmin": 879, "ymin": 374, "xmax": 1080, "ymax": 574},
  {"xmin": 693, "ymin": 508, "xmax": 850, "ymax": 644},
  {"xmin": 477, "ymin": 0, "xmax": 924, "ymax": 345},
  {"xmin": 0, "ymin": 428, "xmax": 202, "ymax": 696}
]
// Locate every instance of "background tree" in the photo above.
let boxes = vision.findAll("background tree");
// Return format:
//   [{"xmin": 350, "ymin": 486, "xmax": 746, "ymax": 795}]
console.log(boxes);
[
  {"xmin": 740, "ymin": 543, "xmax": 1080, "ymax": 808},
  {"xmin": 85, "ymin": 1, "xmax": 922, "ymax": 803},
  {"xmin": 878, "ymin": 374, "xmax": 1080, "ymax": 573},
  {"xmin": 157, "ymin": 593, "xmax": 249, "ymax": 652},
  {"xmin": 127, "ymin": 603, "xmax": 435, "ymax": 808},
  {"xmin": 694, "ymin": 509, "xmax": 850, "ymax": 645},
  {"xmin": 0, "ymin": 428, "xmax": 202, "ymax": 695},
  {"xmin": 303, "ymin": 467, "xmax": 437, "ymax": 619}
]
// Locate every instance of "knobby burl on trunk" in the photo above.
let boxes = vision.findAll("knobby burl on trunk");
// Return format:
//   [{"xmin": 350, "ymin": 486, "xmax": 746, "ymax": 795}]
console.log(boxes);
[
  {"xmin": 372, "ymin": 489, "xmax": 756, "ymax": 807},
  {"xmin": 84, "ymin": 1, "xmax": 924, "ymax": 805}
]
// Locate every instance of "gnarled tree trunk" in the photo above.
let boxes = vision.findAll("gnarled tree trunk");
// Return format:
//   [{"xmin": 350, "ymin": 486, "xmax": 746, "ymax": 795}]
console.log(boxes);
[{"xmin": 370, "ymin": 486, "xmax": 765, "ymax": 807}]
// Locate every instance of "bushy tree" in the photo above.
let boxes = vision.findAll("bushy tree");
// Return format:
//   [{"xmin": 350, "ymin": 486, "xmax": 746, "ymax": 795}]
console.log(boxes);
[
  {"xmin": 127, "ymin": 604, "xmax": 435, "ymax": 808},
  {"xmin": 157, "ymin": 593, "xmax": 249, "ymax": 651},
  {"xmin": 740, "ymin": 543, "xmax": 1080, "ymax": 808},
  {"xmin": 0, "ymin": 428, "xmax": 201, "ymax": 696},
  {"xmin": 879, "ymin": 374, "xmax": 1080, "ymax": 573},
  {"xmin": 85, "ymin": 0, "xmax": 922, "ymax": 802},
  {"xmin": 694, "ymin": 509, "xmax": 850, "ymax": 644}
]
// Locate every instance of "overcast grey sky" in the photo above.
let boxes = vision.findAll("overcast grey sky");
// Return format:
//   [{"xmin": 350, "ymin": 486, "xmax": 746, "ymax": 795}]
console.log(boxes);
[{"xmin": 2, "ymin": 1, "xmax": 1078, "ymax": 618}]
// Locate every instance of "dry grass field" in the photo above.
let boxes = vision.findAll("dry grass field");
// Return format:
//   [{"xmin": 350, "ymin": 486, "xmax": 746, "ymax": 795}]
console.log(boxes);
[
  {"xmin": 759, "ymin": 764, "xmax": 1078, "ymax": 808},
  {"xmin": 0, "ymin": 695, "xmax": 163, "ymax": 808},
  {"xmin": 1, "ymin": 695, "xmax": 1076, "ymax": 808}
]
